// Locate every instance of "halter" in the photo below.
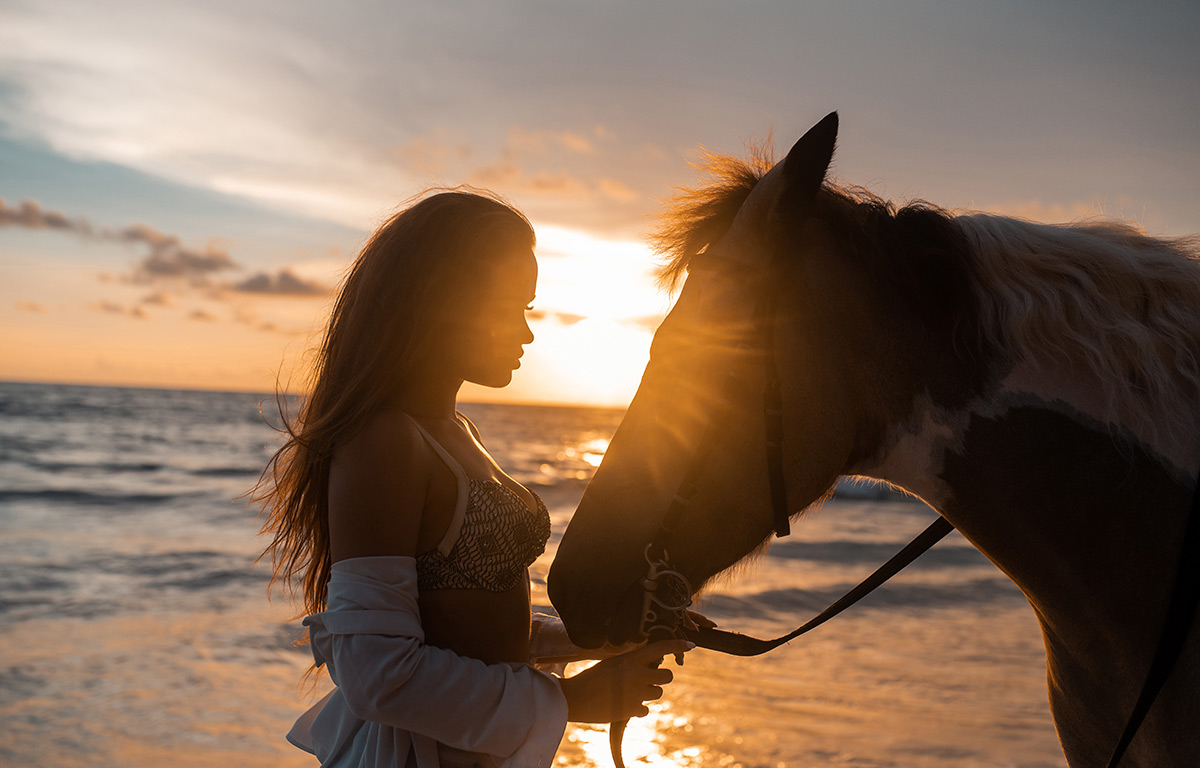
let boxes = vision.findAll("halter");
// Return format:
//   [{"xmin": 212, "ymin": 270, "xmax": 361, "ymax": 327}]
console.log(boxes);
[
  {"xmin": 611, "ymin": 260, "xmax": 953, "ymax": 768},
  {"xmin": 631, "ymin": 251, "xmax": 954, "ymax": 644},
  {"xmin": 634, "ymin": 263, "xmax": 791, "ymax": 641}
]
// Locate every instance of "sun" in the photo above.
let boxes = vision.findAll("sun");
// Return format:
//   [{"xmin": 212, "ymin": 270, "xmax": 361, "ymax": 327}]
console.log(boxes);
[
  {"xmin": 481, "ymin": 225, "xmax": 674, "ymax": 407},
  {"xmin": 523, "ymin": 317, "xmax": 655, "ymax": 406}
]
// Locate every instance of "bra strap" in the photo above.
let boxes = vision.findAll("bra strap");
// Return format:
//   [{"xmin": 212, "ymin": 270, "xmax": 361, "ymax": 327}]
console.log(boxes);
[{"xmin": 403, "ymin": 415, "xmax": 469, "ymax": 556}]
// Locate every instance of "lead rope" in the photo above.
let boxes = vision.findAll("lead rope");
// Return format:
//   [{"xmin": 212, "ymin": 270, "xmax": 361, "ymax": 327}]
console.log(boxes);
[
  {"xmin": 609, "ymin": 516, "xmax": 952, "ymax": 768},
  {"xmin": 683, "ymin": 516, "xmax": 954, "ymax": 655}
]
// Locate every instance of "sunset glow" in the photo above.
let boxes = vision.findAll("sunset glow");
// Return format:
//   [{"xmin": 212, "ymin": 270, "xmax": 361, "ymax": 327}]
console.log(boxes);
[
  {"xmin": 465, "ymin": 226, "xmax": 671, "ymax": 406},
  {"xmin": 2, "ymin": 2, "xmax": 1196, "ymax": 406}
]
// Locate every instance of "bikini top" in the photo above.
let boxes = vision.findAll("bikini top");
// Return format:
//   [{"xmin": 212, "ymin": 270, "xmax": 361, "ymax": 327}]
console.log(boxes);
[{"xmin": 407, "ymin": 416, "xmax": 551, "ymax": 593}]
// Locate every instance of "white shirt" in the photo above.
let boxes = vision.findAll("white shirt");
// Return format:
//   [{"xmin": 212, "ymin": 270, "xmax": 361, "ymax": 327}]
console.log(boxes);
[{"xmin": 287, "ymin": 557, "xmax": 569, "ymax": 768}]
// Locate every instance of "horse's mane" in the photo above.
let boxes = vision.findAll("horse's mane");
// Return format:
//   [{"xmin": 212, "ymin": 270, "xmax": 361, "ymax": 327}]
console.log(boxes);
[
  {"xmin": 651, "ymin": 147, "xmax": 1200, "ymax": 439},
  {"xmin": 957, "ymin": 214, "xmax": 1200, "ymax": 436}
]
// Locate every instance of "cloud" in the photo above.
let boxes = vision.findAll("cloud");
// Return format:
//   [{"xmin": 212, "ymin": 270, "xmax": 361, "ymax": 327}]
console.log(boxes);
[
  {"xmin": 554, "ymin": 312, "xmax": 587, "ymax": 326},
  {"xmin": 597, "ymin": 178, "xmax": 639, "ymax": 203},
  {"xmin": 118, "ymin": 224, "xmax": 238, "ymax": 282},
  {"xmin": 1, "ymin": 198, "xmax": 239, "ymax": 282},
  {"xmin": 140, "ymin": 291, "xmax": 172, "ymax": 306},
  {"xmin": 15, "ymin": 300, "xmax": 48, "ymax": 313},
  {"xmin": 227, "ymin": 304, "xmax": 307, "ymax": 336},
  {"xmin": 188, "ymin": 308, "xmax": 216, "ymax": 322},
  {"xmin": 0, "ymin": 199, "xmax": 91, "ymax": 234},
  {"xmin": 509, "ymin": 127, "xmax": 596, "ymax": 155},
  {"xmin": 394, "ymin": 126, "xmax": 644, "ymax": 212},
  {"xmin": 91, "ymin": 300, "xmax": 147, "ymax": 319},
  {"xmin": 625, "ymin": 314, "xmax": 665, "ymax": 331},
  {"xmin": 230, "ymin": 269, "xmax": 329, "ymax": 296},
  {"xmin": 4, "ymin": 0, "xmax": 1198, "ymax": 243}
]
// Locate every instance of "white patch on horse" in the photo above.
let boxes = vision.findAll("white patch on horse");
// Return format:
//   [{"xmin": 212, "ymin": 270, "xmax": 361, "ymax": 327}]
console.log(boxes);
[
  {"xmin": 998, "ymin": 359, "xmax": 1199, "ymax": 482},
  {"xmin": 850, "ymin": 394, "xmax": 969, "ymax": 509}
]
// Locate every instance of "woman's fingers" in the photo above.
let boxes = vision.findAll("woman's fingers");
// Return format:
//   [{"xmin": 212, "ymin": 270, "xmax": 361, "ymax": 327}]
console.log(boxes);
[
  {"xmin": 562, "ymin": 638, "xmax": 693, "ymax": 722},
  {"xmin": 631, "ymin": 639, "xmax": 692, "ymax": 664},
  {"xmin": 684, "ymin": 610, "xmax": 717, "ymax": 630},
  {"xmin": 631, "ymin": 637, "xmax": 693, "ymax": 669}
]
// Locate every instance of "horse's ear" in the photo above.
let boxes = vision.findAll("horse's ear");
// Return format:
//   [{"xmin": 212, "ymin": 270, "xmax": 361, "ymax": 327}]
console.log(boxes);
[{"xmin": 778, "ymin": 111, "xmax": 838, "ymax": 218}]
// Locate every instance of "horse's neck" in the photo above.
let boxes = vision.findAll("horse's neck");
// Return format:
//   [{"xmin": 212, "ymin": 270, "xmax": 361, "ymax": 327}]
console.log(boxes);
[
  {"xmin": 850, "ymin": 370, "xmax": 1199, "ymax": 764},
  {"xmin": 856, "ymin": 370, "xmax": 1197, "ymax": 624}
]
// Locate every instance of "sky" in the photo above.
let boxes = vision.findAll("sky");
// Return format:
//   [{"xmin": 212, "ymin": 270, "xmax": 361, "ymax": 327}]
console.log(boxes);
[{"xmin": 1, "ymin": 0, "xmax": 1197, "ymax": 406}]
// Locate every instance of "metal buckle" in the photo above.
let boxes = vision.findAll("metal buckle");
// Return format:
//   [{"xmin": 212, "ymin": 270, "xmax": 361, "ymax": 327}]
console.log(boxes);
[{"xmin": 638, "ymin": 544, "xmax": 694, "ymax": 639}]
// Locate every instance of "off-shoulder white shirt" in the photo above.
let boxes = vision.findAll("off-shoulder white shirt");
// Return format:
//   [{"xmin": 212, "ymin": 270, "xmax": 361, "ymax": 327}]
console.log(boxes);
[{"xmin": 287, "ymin": 557, "xmax": 569, "ymax": 767}]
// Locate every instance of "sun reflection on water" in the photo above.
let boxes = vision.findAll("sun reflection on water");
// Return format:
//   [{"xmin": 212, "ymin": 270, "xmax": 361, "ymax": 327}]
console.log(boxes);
[{"xmin": 557, "ymin": 699, "xmax": 710, "ymax": 768}]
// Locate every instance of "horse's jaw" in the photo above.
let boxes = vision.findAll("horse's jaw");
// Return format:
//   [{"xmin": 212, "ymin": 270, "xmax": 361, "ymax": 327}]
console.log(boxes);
[
  {"xmin": 547, "ymin": 531, "xmax": 648, "ymax": 648},
  {"xmin": 847, "ymin": 393, "xmax": 971, "ymax": 510}
]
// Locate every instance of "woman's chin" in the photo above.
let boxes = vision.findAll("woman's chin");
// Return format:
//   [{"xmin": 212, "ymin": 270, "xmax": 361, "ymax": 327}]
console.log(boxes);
[{"xmin": 468, "ymin": 370, "xmax": 515, "ymax": 389}]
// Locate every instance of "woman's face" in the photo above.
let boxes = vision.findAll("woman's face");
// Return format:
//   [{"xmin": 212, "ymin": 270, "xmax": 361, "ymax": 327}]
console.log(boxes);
[{"xmin": 444, "ymin": 245, "xmax": 538, "ymax": 389}]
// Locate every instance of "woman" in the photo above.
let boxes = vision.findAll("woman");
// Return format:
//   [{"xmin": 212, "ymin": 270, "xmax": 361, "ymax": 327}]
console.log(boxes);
[{"xmin": 254, "ymin": 190, "xmax": 689, "ymax": 768}]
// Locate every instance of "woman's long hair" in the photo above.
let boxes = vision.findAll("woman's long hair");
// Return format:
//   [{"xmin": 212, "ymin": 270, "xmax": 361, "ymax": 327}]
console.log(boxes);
[{"xmin": 252, "ymin": 190, "xmax": 534, "ymax": 618}]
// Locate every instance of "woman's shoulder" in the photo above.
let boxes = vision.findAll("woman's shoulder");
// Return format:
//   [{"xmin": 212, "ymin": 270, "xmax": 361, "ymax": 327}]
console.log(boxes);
[
  {"xmin": 329, "ymin": 409, "xmax": 440, "ymax": 511},
  {"xmin": 328, "ymin": 409, "xmax": 435, "ymax": 559},
  {"xmin": 335, "ymin": 408, "xmax": 432, "ymax": 467}
]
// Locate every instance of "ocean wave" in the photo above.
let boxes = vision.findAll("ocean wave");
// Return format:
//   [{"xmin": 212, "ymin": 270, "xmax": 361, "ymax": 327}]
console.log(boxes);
[
  {"xmin": 189, "ymin": 466, "xmax": 262, "ymax": 478},
  {"xmin": 767, "ymin": 538, "xmax": 991, "ymax": 569},
  {"xmin": 0, "ymin": 489, "xmax": 181, "ymax": 507},
  {"xmin": 20, "ymin": 459, "xmax": 167, "ymax": 474},
  {"xmin": 0, "ymin": 550, "xmax": 268, "ymax": 621}
]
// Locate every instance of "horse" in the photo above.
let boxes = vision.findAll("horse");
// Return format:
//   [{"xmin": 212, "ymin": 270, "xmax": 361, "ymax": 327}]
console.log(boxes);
[{"xmin": 547, "ymin": 113, "xmax": 1200, "ymax": 767}]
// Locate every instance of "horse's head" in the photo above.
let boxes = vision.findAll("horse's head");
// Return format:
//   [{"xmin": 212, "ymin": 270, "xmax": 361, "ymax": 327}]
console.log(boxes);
[
  {"xmin": 547, "ymin": 113, "xmax": 855, "ymax": 647},
  {"xmin": 548, "ymin": 113, "xmax": 983, "ymax": 647}
]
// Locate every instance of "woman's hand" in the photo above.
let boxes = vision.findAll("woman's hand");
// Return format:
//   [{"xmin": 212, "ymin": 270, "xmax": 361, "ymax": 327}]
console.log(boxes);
[{"xmin": 559, "ymin": 639, "xmax": 692, "ymax": 723}]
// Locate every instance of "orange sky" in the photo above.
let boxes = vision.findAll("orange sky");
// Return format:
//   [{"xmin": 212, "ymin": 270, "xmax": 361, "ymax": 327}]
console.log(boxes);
[{"xmin": 2, "ymin": 2, "xmax": 1197, "ymax": 406}]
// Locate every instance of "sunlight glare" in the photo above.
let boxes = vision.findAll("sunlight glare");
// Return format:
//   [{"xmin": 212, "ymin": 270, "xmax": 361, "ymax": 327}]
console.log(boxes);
[
  {"xmin": 516, "ymin": 316, "xmax": 653, "ymax": 406},
  {"xmin": 562, "ymin": 700, "xmax": 707, "ymax": 768},
  {"xmin": 558, "ymin": 437, "xmax": 609, "ymax": 468},
  {"xmin": 535, "ymin": 225, "xmax": 670, "ymax": 322}
]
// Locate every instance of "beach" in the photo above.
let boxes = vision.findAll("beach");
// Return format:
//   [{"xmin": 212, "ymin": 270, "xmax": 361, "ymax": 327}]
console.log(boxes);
[{"xmin": 0, "ymin": 381, "xmax": 1065, "ymax": 767}]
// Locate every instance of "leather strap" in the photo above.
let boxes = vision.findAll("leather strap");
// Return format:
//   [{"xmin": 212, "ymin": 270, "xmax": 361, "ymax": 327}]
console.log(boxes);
[
  {"xmin": 680, "ymin": 486, "xmax": 1198, "ymax": 768},
  {"xmin": 1105, "ymin": 478, "xmax": 1200, "ymax": 767},
  {"xmin": 685, "ymin": 516, "xmax": 955, "ymax": 655}
]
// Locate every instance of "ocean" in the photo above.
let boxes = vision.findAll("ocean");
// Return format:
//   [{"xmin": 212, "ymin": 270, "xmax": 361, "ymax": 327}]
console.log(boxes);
[{"xmin": 0, "ymin": 381, "xmax": 1066, "ymax": 767}]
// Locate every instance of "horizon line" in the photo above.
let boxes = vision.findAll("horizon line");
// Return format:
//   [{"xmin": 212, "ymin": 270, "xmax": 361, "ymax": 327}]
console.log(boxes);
[{"xmin": 0, "ymin": 376, "xmax": 629, "ymax": 411}]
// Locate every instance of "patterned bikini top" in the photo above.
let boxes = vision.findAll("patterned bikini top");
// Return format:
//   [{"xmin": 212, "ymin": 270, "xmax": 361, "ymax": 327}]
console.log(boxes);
[{"xmin": 407, "ymin": 416, "xmax": 551, "ymax": 593}]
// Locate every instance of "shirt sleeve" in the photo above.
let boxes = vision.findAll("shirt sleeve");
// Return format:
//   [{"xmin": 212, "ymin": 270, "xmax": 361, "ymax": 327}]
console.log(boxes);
[
  {"xmin": 529, "ymin": 612, "xmax": 591, "ymax": 675},
  {"xmin": 304, "ymin": 556, "xmax": 568, "ymax": 765}
]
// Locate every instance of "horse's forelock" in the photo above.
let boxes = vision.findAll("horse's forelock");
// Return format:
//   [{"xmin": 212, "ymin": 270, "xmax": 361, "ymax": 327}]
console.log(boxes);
[{"xmin": 651, "ymin": 144, "xmax": 776, "ymax": 292}]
